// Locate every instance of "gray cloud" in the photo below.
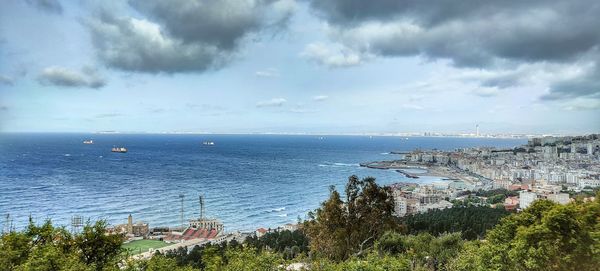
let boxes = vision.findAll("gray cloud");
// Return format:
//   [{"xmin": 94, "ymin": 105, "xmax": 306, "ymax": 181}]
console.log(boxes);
[
  {"xmin": 472, "ymin": 88, "xmax": 500, "ymax": 98},
  {"xmin": 0, "ymin": 75, "xmax": 14, "ymax": 85},
  {"xmin": 37, "ymin": 66, "xmax": 106, "ymax": 88},
  {"xmin": 25, "ymin": 0, "xmax": 63, "ymax": 14},
  {"xmin": 542, "ymin": 63, "xmax": 600, "ymax": 101},
  {"xmin": 307, "ymin": 0, "xmax": 600, "ymax": 104},
  {"xmin": 87, "ymin": 0, "xmax": 294, "ymax": 73},
  {"xmin": 0, "ymin": 105, "xmax": 8, "ymax": 111}
]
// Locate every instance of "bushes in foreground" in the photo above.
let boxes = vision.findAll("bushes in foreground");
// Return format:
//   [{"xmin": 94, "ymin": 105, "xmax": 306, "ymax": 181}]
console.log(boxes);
[{"xmin": 2, "ymin": 176, "xmax": 599, "ymax": 271}]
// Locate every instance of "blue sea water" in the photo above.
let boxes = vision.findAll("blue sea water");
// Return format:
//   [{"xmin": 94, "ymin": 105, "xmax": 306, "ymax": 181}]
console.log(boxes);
[{"xmin": 0, "ymin": 134, "xmax": 525, "ymax": 232}]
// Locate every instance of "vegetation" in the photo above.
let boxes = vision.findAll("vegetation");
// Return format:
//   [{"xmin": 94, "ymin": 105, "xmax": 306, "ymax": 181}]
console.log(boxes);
[
  {"xmin": 303, "ymin": 175, "xmax": 397, "ymax": 261},
  {"xmin": 0, "ymin": 219, "xmax": 123, "ymax": 271},
  {"xmin": 452, "ymin": 188, "xmax": 519, "ymax": 207},
  {"xmin": 244, "ymin": 229, "xmax": 309, "ymax": 258},
  {"xmin": 475, "ymin": 188, "xmax": 519, "ymax": 204},
  {"xmin": 402, "ymin": 206, "xmax": 510, "ymax": 240},
  {"xmin": 449, "ymin": 198, "xmax": 600, "ymax": 271},
  {"xmin": 1, "ymin": 176, "xmax": 598, "ymax": 270}
]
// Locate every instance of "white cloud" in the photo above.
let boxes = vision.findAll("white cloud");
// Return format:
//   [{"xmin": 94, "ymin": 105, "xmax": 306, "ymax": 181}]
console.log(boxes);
[
  {"xmin": 37, "ymin": 66, "xmax": 106, "ymax": 89},
  {"xmin": 561, "ymin": 98, "xmax": 600, "ymax": 111},
  {"xmin": 312, "ymin": 95, "xmax": 329, "ymax": 101},
  {"xmin": 256, "ymin": 98, "xmax": 287, "ymax": 107},
  {"xmin": 255, "ymin": 68, "xmax": 279, "ymax": 77},
  {"xmin": 399, "ymin": 104, "xmax": 424, "ymax": 110},
  {"xmin": 301, "ymin": 42, "xmax": 369, "ymax": 68}
]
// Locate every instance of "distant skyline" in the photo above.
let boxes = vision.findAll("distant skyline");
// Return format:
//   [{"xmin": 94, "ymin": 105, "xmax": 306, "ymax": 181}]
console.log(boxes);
[{"xmin": 1, "ymin": 0, "xmax": 599, "ymax": 134}]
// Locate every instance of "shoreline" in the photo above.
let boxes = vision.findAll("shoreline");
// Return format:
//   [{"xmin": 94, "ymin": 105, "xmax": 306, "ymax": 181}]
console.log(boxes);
[{"xmin": 360, "ymin": 160, "xmax": 476, "ymax": 185}]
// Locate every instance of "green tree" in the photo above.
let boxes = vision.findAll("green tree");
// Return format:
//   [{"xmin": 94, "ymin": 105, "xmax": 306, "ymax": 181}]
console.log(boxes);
[
  {"xmin": 449, "ymin": 196, "xmax": 600, "ymax": 271},
  {"xmin": 75, "ymin": 221, "xmax": 124, "ymax": 271},
  {"xmin": 304, "ymin": 176, "xmax": 397, "ymax": 261},
  {"xmin": 402, "ymin": 206, "xmax": 509, "ymax": 240}
]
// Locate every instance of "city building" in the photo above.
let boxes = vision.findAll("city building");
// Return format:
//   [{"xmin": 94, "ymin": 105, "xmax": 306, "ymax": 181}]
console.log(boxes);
[{"xmin": 519, "ymin": 191, "xmax": 538, "ymax": 209}]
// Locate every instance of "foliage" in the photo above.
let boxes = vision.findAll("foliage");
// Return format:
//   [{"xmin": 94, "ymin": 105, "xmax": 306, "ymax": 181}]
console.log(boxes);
[
  {"xmin": 402, "ymin": 206, "xmax": 510, "ymax": 240},
  {"xmin": 475, "ymin": 188, "xmax": 518, "ymax": 198},
  {"xmin": 160, "ymin": 229, "xmax": 307, "ymax": 268},
  {"xmin": 76, "ymin": 220, "xmax": 124, "ymax": 271},
  {"xmin": 244, "ymin": 229, "xmax": 309, "ymax": 259},
  {"xmin": 309, "ymin": 251, "xmax": 411, "ymax": 271},
  {"xmin": 303, "ymin": 175, "xmax": 397, "ymax": 261},
  {"xmin": 449, "ymin": 196, "xmax": 600, "ymax": 271},
  {"xmin": 2, "ymin": 178, "xmax": 598, "ymax": 271},
  {"xmin": 0, "ymin": 219, "xmax": 123, "ymax": 271},
  {"xmin": 376, "ymin": 232, "xmax": 464, "ymax": 271}
]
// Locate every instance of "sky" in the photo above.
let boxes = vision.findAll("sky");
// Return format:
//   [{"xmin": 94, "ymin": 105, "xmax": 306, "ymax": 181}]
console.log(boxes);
[{"xmin": 0, "ymin": 0, "xmax": 599, "ymax": 135}]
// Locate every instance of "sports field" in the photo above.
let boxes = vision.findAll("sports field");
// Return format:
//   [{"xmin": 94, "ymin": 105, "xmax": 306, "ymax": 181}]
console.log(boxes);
[{"xmin": 122, "ymin": 239, "xmax": 169, "ymax": 254}]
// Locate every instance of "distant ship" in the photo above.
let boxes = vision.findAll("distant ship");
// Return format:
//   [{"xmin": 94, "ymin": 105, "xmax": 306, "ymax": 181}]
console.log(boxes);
[
  {"xmin": 83, "ymin": 140, "xmax": 94, "ymax": 144},
  {"xmin": 111, "ymin": 147, "xmax": 127, "ymax": 153},
  {"xmin": 202, "ymin": 141, "xmax": 215, "ymax": 146}
]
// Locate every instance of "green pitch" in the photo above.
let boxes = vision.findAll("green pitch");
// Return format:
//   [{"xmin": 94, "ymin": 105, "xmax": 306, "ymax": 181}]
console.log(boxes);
[{"xmin": 122, "ymin": 239, "xmax": 169, "ymax": 254}]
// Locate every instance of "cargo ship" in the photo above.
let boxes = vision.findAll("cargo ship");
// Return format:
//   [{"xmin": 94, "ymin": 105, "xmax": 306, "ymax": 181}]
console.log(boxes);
[
  {"xmin": 111, "ymin": 147, "xmax": 128, "ymax": 153},
  {"xmin": 83, "ymin": 140, "xmax": 94, "ymax": 144}
]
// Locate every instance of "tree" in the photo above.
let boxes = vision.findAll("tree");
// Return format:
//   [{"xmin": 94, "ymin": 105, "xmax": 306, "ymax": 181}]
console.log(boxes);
[
  {"xmin": 75, "ymin": 221, "xmax": 124, "ymax": 271},
  {"xmin": 222, "ymin": 248, "xmax": 285, "ymax": 271},
  {"xmin": 304, "ymin": 176, "xmax": 397, "ymax": 261},
  {"xmin": 402, "ymin": 206, "xmax": 510, "ymax": 240},
  {"xmin": 449, "ymin": 196, "xmax": 600, "ymax": 271}
]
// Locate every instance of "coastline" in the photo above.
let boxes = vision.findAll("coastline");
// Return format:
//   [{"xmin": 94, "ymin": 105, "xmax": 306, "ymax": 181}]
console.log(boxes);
[{"xmin": 360, "ymin": 160, "xmax": 477, "ymax": 186}]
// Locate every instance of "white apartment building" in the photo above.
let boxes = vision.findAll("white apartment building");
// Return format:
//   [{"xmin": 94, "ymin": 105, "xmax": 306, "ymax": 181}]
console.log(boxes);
[{"xmin": 519, "ymin": 191, "xmax": 538, "ymax": 209}]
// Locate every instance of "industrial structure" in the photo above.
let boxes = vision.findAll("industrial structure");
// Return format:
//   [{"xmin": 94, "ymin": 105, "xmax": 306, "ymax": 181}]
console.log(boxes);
[{"xmin": 164, "ymin": 194, "xmax": 223, "ymax": 242}]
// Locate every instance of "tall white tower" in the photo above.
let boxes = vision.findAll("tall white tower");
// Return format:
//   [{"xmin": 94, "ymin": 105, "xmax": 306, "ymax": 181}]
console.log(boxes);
[{"xmin": 476, "ymin": 124, "xmax": 480, "ymax": 137}]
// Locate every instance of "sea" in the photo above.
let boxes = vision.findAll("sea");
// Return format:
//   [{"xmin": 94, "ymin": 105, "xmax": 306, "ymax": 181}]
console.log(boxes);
[{"xmin": 0, "ymin": 134, "xmax": 525, "ymax": 232}]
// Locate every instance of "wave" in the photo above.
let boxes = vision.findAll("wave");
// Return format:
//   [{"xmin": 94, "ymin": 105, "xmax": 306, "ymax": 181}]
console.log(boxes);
[
  {"xmin": 319, "ymin": 162, "xmax": 358, "ymax": 168},
  {"xmin": 276, "ymin": 213, "xmax": 288, "ymax": 217},
  {"xmin": 64, "ymin": 154, "xmax": 71, "ymax": 157},
  {"xmin": 380, "ymin": 152, "xmax": 390, "ymax": 155},
  {"xmin": 333, "ymin": 162, "xmax": 357, "ymax": 167},
  {"xmin": 269, "ymin": 207, "xmax": 286, "ymax": 212}
]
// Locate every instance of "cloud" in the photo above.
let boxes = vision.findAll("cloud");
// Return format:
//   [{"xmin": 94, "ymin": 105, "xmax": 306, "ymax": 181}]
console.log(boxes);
[
  {"xmin": 0, "ymin": 105, "xmax": 8, "ymax": 111},
  {"xmin": 307, "ymin": 0, "xmax": 600, "ymax": 103},
  {"xmin": 0, "ymin": 75, "xmax": 14, "ymax": 85},
  {"xmin": 255, "ymin": 68, "xmax": 280, "ymax": 77},
  {"xmin": 149, "ymin": 108, "xmax": 166, "ymax": 114},
  {"xmin": 37, "ymin": 66, "xmax": 106, "ymax": 88},
  {"xmin": 301, "ymin": 42, "xmax": 368, "ymax": 68},
  {"xmin": 542, "ymin": 64, "xmax": 600, "ymax": 101},
  {"xmin": 398, "ymin": 104, "xmax": 424, "ymax": 110},
  {"xmin": 256, "ymin": 98, "xmax": 287, "ymax": 107},
  {"xmin": 95, "ymin": 113, "xmax": 122, "ymax": 118},
  {"xmin": 472, "ymin": 88, "xmax": 500, "ymax": 98},
  {"xmin": 87, "ymin": 0, "xmax": 294, "ymax": 73},
  {"xmin": 25, "ymin": 0, "xmax": 63, "ymax": 15},
  {"xmin": 312, "ymin": 95, "xmax": 329, "ymax": 101},
  {"xmin": 561, "ymin": 98, "xmax": 600, "ymax": 111}
]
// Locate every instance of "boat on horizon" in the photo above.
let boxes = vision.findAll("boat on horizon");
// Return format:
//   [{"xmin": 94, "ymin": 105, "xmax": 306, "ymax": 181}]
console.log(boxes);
[
  {"xmin": 83, "ymin": 140, "xmax": 94, "ymax": 144},
  {"xmin": 202, "ymin": 141, "xmax": 215, "ymax": 146},
  {"xmin": 111, "ymin": 147, "xmax": 127, "ymax": 153}
]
